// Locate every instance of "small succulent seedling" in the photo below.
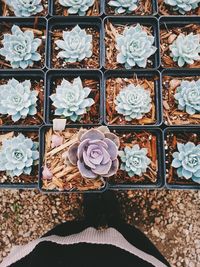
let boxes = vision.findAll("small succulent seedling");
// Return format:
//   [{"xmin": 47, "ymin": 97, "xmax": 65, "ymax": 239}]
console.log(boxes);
[
  {"xmin": 175, "ymin": 79, "xmax": 200, "ymax": 115},
  {"xmin": 108, "ymin": 0, "xmax": 138, "ymax": 14},
  {"xmin": 115, "ymin": 84, "xmax": 152, "ymax": 121},
  {"xmin": 55, "ymin": 25, "xmax": 93, "ymax": 63},
  {"xmin": 0, "ymin": 133, "xmax": 39, "ymax": 177},
  {"xmin": 0, "ymin": 78, "xmax": 38, "ymax": 122},
  {"xmin": 58, "ymin": 0, "xmax": 95, "ymax": 15},
  {"xmin": 50, "ymin": 77, "xmax": 95, "ymax": 122},
  {"xmin": 164, "ymin": 0, "xmax": 200, "ymax": 14},
  {"xmin": 6, "ymin": 0, "xmax": 43, "ymax": 17},
  {"xmin": 119, "ymin": 145, "xmax": 151, "ymax": 177},
  {"xmin": 67, "ymin": 127, "xmax": 120, "ymax": 178},
  {"xmin": 116, "ymin": 24, "xmax": 157, "ymax": 69},
  {"xmin": 172, "ymin": 142, "xmax": 200, "ymax": 184},
  {"xmin": 169, "ymin": 33, "xmax": 200, "ymax": 67},
  {"xmin": 0, "ymin": 25, "xmax": 42, "ymax": 69}
]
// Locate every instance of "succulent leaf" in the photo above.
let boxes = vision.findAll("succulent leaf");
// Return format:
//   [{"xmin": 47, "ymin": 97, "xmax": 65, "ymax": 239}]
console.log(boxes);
[
  {"xmin": 6, "ymin": 0, "xmax": 43, "ymax": 17},
  {"xmin": 116, "ymin": 24, "xmax": 157, "ymax": 69},
  {"xmin": 108, "ymin": 0, "xmax": 138, "ymax": 14},
  {"xmin": 58, "ymin": 0, "xmax": 95, "ymax": 15},
  {"xmin": 115, "ymin": 84, "xmax": 152, "ymax": 121},
  {"xmin": 164, "ymin": 0, "xmax": 200, "ymax": 14}
]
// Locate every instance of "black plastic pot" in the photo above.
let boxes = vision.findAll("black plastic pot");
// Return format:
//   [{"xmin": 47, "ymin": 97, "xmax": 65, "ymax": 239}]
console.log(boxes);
[
  {"xmin": 0, "ymin": 127, "xmax": 39, "ymax": 189},
  {"xmin": 103, "ymin": 16, "xmax": 160, "ymax": 70},
  {"xmin": 104, "ymin": 0, "xmax": 158, "ymax": 16},
  {"xmin": 0, "ymin": 17, "xmax": 47, "ymax": 69},
  {"xmin": 104, "ymin": 69, "xmax": 163, "ymax": 127},
  {"xmin": 46, "ymin": 17, "xmax": 103, "ymax": 69},
  {"xmin": 162, "ymin": 69, "xmax": 200, "ymax": 127},
  {"xmin": 159, "ymin": 16, "xmax": 200, "ymax": 69},
  {"xmin": 0, "ymin": 70, "xmax": 45, "ymax": 128},
  {"xmin": 107, "ymin": 127, "xmax": 165, "ymax": 190},
  {"xmin": 49, "ymin": 0, "xmax": 104, "ymax": 16},
  {"xmin": 45, "ymin": 69, "xmax": 104, "ymax": 125},
  {"xmin": 39, "ymin": 124, "xmax": 108, "ymax": 193},
  {"xmin": 164, "ymin": 126, "xmax": 200, "ymax": 190}
]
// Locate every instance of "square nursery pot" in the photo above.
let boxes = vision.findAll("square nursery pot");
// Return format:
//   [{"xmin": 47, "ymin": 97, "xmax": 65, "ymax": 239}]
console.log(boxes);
[
  {"xmin": 108, "ymin": 127, "xmax": 165, "ymax": 189},
  {"xmin": 162, "ymin": 69, "xmax": 200, "ymax": 126},
  {"xmin": 160, "ymin": 16, "xmax": 200, "ymax": 69},
  {"xmin": 45, "ymin": 70, "xmax": 103, "ymax": 125},
  {"xmin": 0, "ymin": 17, "xmax": 47, "ymax": 70},
  {"xmin": 104, "ymin": 70, "xmax": 162, "ymax": 127},
  {"xmin": 0, "ymin": 0, "xmax": 49, "ymax": 17},
  {"xmin": 103, "ymin": 16, "xmax": 160, "ymax": 70},
  {"xmin": 47, "ymin": 17, "xmax": 103, "ymax": 70},
  {"xmin": 0, "ymin": 70, "xmax": 45, "ymax": 128},
  {"xmin": 0, "ymin": 127, "xmax": 39, "ymax": 189},
  {"xmin": 39, "ymin": 125, "xmax": 108, "ymax": 193},
  {"xmin": 104, "ymin": 0, "xmax": 158, "ymax": 16},
  {"xmin": 49, "ymin": 0, "xmax": 104, "ymax": 16},
  {"xmin": 158, "ymin": 0, "xmax": 200, "ymax": 16},
  {"xmin": 164, "ymin": 127, "xmax": 200, "ymax": 190}
]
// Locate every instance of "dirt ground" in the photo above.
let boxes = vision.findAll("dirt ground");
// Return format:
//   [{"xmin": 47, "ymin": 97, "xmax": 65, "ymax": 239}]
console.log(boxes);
[{"xmin": 0, "ymin": 189, "xmax": 199, "ymax": 267}]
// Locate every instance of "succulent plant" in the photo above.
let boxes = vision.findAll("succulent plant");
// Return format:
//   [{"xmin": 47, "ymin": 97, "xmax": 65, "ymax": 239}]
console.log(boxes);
[
  {"xmin": 115, "ymin": 84, "xmax": 152, "ymax": 121},
  {"xmin": 108, "ymin": 0, "xmax": 138, "ymax": 14},
  {"xmin": 67, "ymin": 126, "xmax": 120, "ymax": 179},
  {"xmin": 119, "ymin": 144, "xmax": 151, "ymax": 177},
  {"xmin": 164, "ymin": 0, "xmax": 200, "ymax": 14},
  {"xmin": 0, "ymin": 133, "xmax": 39, "ymax": 177},
  {"xmin": 0, "ymin": 78, "xmax": 38, "ymax": 122},
  {"xmin": 116, "ymin": 24, "xmax": 157, "ymax": 69},
  {"xmin": 6, "ymin": 0, "xmax": 43, "ymax": 17},
  {"xmin": 58, "ymin": 0, "xmax": 95, "ymax": 15},
  {"xmin": 169, "ymin": 33, "xmax": 200, "ymax": 67},
  {"xmin": 174, "ymin": 79, "xmax": 200, "ymax": 115},
  {"xmin": 172, "ymin": 142, "xmax": 200, "ymax": 184},
  {"xmin": 50, "ymin": 77, "xmax": 95, "ymax": 122},
  {"xmin": 0, "ymin": 25, "xmax": 42, "ymax": 69},
  {"xmin": 55, "ymin": 25, "xmax": 93, "ymax": 63}
]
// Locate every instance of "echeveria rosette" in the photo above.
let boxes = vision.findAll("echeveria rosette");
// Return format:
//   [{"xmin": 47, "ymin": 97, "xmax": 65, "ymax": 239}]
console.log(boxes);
[
  {"xmin": 6, "ymin": 0, "xmax": 43, "ymax": 17},
  {"xmin": 67, "ymin": 127, "xmax": 120, "ymax": 179},
  {"xmin": 50, "ymin": 77, "xmax": 95, "ymax": 122},
  {"xmin": 119, "ymin": 145, "xmax": 151, "ymax": 177},
  {"xmin": 164, "ymin": 0, "xmax": 200, "ymax": 14},
  {"xmin": 0, "ymin": 133, "xmax": 39, "ymax": 177},
  {"xmin": 0, "ymin": 78, "xmax": 38, "ymax": 122},
  {"xmin": 169, "ymin": 33, "xmax": 200, "ymax": 67},
  {"xmin": 172, "ymin": 142, "xmax": 200, "ymax": 184},
  {"xmin": 58, "ymin": 0, "xmax": 95, "ymax": 15},
  {"xmin": 115, "ymin": 84, "xmax": 152, "ymax": 121},
  {"xmin": 174, "ymin": 79, "xmax": 200, "ymax": 115},
  {"xmin": 108, "ymin": 0, "xmax": 138, "ymax": 14},
  {"xmin": 116, "ymin": 24, "xmax": 157, "ymax": 69},
  {"xmin": 0, "ymin": 25, "xmax": 42, "ymax": 69},
  {"xmin": 55, "ymin": 25, "xmax": 92, "ymax": 63}
]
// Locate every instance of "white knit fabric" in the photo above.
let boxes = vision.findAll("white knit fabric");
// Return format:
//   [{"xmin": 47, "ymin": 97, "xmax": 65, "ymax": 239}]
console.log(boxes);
[{"xmin": 0, "ymin": 227, "xmax": 168, "ymax": 267}]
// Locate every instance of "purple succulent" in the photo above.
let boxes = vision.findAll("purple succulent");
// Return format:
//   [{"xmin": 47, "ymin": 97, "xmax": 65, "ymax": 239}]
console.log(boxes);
[{"xmin": 67, "ymin": 126, "xmax": 120, "ymax": 179}]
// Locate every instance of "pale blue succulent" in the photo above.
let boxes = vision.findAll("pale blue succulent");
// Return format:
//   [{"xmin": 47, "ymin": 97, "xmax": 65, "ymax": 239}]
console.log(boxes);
[
  {"xmin": 108, "ymin": 0, "xmax": 138, "ymax": 14},
  {"xmin": 6, "ymin": 0, "xmax": 43, "ymax": 17},
  {"xmin": 119, "ymin": 145, "xmax": 151, "ymax": 177},
  {"xmin": 115, "ymin": 84, "xmax": 152, "ymax": 121},
  {"xmin": 164, "ymin": 0, "xmax": 200, "ymax": 14},
  {"xmin": 0, "ymin": 78, "xmax": 38, "ymax": 122},
  {"xmin": 0, "ymin": 133, "xmax": 39, "ymax": 177},
  {"xmin": 169, "ymin": 33, "xmax": 200, "ymax": 67},
  {"xmin": 58, "ymin": 0, "xmax": 95, "ymax": 15},
  {"xmin": 174, "ymin": 79, "xmax": 200, "ymax": 115},
  {"xmin": 172, "ymin": 142, "xmax": 200, "ymax": 184},
  {"xmin": 55, "ymin": 25, "xmax": 92, "ymax": 63},
  {"xmin": 116, "ymin": 24, "xmax": 157, "ymax": 69},
  {"xmin": 50, "ymin": 77, "xmax": 95, "ymax": 122},
  {"xmin": 0, "ymin": 25, "xmax": 42, "ymax": 69}
]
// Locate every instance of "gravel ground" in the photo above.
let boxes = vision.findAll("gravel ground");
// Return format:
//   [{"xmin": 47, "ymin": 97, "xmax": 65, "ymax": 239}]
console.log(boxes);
[{"xmin": 0, "ymin": 189, "xmax": 199, "ymax": 267}]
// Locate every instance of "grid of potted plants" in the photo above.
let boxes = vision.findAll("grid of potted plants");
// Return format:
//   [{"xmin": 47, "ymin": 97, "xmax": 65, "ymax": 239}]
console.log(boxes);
[{"xmin": 0, "ymin": 0, "xmax": 200, "ymax": 192}]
